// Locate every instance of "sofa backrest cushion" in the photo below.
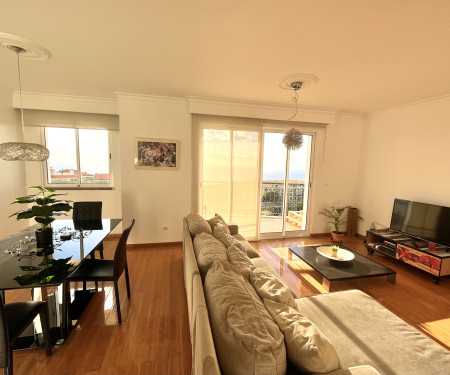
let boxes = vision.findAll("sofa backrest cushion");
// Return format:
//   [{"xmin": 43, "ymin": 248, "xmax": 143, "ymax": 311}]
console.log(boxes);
[
  {"xmin": 204, "ymin": 261, "xmax": 287, "ymax": 375},
  {"xmin": 227, "ymin": 243, "xmax": 255, "ymax": 279},
  {"xmin": 250, "ymin": 267, "xmax": 297, "ymax": 310},
  {"xmin": 187, "ymin": 213, "xmax": 212, "ymax": 236},
  {"xmin": 264, "ymin": 299, "xmax": 340, "ymax": 374},
  {"xmin": 207, "ymin": 214, "xmax": 230, "ymax": 234},
  {"xmin": 193, "ymin": 232, "xmax": 228, "ymax": 277},
  {"xmin": 212, "ymin": 226, "xmax": 246, "ymax": 252}
]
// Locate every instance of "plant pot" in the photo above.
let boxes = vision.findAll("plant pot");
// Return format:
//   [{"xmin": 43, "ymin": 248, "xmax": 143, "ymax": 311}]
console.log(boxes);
[
  {"xmin": 36, "ymin": 228, "xmax": 53, "ymax": 245},
  {"xmin": 331, "ymin": 231, "xmax": 344, "ymax": 243}
]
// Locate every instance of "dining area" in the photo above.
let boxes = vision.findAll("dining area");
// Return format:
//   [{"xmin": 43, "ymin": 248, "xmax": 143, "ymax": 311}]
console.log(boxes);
[{"xmin": 0, "ymin": 198, "xmax": 134, "ymax": 375}]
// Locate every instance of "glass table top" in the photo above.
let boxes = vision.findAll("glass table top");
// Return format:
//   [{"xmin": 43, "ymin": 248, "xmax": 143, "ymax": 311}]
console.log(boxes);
[
  {"xmin": 0, "ymin": 219, "xmax": 121, "ymax": 290},
  {"xmin": 289, "ymin": 245, "xmax": 396, "ymax": 282}
]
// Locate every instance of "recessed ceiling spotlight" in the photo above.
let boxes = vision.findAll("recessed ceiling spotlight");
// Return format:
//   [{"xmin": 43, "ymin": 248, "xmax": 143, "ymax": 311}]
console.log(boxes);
[
  {"xmin": 277, "ymin": 73, "xmax": 319, "ymax": 90},
  {"xmin": 0, "ymin": 32, "xmax": 51, "ymax": 60}
]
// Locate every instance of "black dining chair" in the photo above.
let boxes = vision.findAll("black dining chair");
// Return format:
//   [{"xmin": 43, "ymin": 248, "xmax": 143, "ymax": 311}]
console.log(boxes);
[
  {"xmin": 73, "ymin": 201, "xmax": 104, "ymax": 259},
  {"xmin": 63, "ymin": 219, "xmax": 135, "ymax": 326},
  {"xmin": 0, "ymin": 297, "xmax": 52, "ymax": 375}
]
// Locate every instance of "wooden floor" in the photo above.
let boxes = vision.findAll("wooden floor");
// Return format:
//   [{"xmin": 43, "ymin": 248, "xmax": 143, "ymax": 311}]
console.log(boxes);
[{"xmin": 4, "ymin": 235, "xmax": 450, "ymax": 374}]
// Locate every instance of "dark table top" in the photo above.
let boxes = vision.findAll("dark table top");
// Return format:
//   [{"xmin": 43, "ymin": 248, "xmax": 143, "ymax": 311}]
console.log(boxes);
[
  {"xmin": 289, "ymin": 245, "xmax": 396, "ymax": 282},
  {"xmin": 0, "ymin": 219, "xmax": 122, "ymax": 290}
]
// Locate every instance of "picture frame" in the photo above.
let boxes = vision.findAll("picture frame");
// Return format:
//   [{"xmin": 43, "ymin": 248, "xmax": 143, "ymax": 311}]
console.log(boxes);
[{"xmin": 134, "ymin": 137, "xmax": 180, "ymax": 170}]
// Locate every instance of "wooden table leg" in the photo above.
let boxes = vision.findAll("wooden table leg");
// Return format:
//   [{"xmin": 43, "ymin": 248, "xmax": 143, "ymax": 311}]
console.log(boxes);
[
  {"xmin": 322, "ymin": 278, "xmax": 331, "ymax": 292},
  {"xmin": 387, "ymin": 274, "xmax": 396, "ymax": 284}
]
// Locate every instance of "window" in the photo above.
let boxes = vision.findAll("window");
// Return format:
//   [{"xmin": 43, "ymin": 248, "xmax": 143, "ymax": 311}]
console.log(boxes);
[{"xmin": 44, "ymin": 127, "xmax": 112, "ymax": 187}]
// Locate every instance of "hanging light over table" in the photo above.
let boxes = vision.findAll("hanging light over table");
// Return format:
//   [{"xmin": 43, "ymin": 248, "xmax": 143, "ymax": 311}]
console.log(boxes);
[{"xmin": 0, "ymin": 35, "xmax": 51, "ymax": 161}]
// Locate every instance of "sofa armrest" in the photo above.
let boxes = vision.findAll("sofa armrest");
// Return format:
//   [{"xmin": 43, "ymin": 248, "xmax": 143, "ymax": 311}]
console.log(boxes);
[{"xmin": 227, "ymin": 224, "xmax": 239, "ymax": 235}]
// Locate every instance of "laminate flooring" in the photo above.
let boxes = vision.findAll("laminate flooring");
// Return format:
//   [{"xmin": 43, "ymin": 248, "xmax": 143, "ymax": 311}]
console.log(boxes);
[{"xmin": 5, "ymin": 235, "xmax": 450, "ymax": 374}]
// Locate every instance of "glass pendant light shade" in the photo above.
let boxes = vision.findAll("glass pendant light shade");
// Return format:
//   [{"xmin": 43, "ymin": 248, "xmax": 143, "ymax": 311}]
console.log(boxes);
[
  {"xmin": 0, "ymin": 38, "xmax": 51, "ymax": 162},
  {"xmin": 0, "ymin": 142, "xmax": 50, "ymax": 161}
]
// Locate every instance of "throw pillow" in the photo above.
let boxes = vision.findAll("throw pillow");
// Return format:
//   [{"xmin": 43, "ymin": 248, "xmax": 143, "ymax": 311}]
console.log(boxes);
[
  {"xmin": 207, "ymin": 214, "xmax": 231, "ymax": 234},
  {"xmin": 264, "ymin": 299, "xmax": 341, "ymax": 374},
  {"xmin": 227, "ymin": 243, "xmax": 255, "ymax": 279},
  {"xmin": 193, "ymin": 232, "xmax": 228, "ymax": 277},
  {"xmin": 204, "ymin": 261, "xmax": 287, "ymax": 375},
  {"xmin": 212, "ymin": 225, "xmax": 246, "ymax": 253},
  {"xmin": 187, "ymin": 213, "xmax": 212, "ymax": 235},
  {"xmin": 249, "ymin": 267, "xmax": 297, "ymax": 310}
]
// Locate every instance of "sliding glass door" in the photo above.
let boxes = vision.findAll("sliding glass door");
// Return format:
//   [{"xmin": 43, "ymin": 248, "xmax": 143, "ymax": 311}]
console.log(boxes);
[
  {"xmin": 260, "ymin": 132, "xmax": 312, "ymax": 238},
  {"xmin": 201, "ymin": 128, "xmax": 260, "ymax": 239}
]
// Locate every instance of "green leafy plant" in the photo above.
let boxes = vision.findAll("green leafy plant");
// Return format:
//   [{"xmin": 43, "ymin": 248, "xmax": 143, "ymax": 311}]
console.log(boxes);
[
  {"xmin": 9, "ymin": 186, "xmax": 72, "ymax": 231},
  {"xmin": 330, "ymin": 245, "xmax": 339, "ymax": 252},
  {"xmin": 318, "ymin": 206, "xmax": 364, "ymax": 233}
]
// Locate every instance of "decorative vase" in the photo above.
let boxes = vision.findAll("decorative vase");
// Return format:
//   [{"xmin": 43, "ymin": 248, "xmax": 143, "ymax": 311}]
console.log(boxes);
[
  {"xmin": 331, "ymin": 231, "xmax": 344, "ymax": 243},
  {"xmin": 35, "ymin": 228, "xmax": 53, "ymax": 245}
]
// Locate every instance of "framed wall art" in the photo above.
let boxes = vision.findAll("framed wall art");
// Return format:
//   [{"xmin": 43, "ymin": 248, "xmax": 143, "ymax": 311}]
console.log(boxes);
[{"xmin": 134, "ymin": 137, "xmax": 180, "ymax": 170}]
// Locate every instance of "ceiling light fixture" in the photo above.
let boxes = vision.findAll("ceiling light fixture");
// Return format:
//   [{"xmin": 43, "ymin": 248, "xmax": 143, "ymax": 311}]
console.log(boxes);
[
  {"xmin": 0, "ymin": 34, "xmax": 51, "ymax": 161},
  {"xmin": 282, "ymin": 81, "xmax": 304, "ymax": 150}
]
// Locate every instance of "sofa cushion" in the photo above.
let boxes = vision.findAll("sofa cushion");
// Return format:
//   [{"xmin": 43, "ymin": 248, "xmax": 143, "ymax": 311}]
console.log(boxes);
[
  {"xmin": 232, "ymin": 233, "xmax": 259, "ymax": 258},
  {"xmin": 296, "ymin": 290, "xmax": 450, "ymax": 375},
  {"xmin": 193, "ymin": 232, "xmax": 228, "ymax": 277},
  {"xmin": 207, "ymin": 214, "xmax": 230, "ymax": 234},
  {"xmin": 212, "ymin": 226, "xmax": 246, "ymax": 252},
  {"xmin": 227, "ymin": 243, "xmax": 255, "ymax": 279},
  {"xmin": 250, "ymin": 267, "xmax": 297, "ymax": 310},
  {"xmin": 264, "ymin": 299, "xmax": 341, "ymax": 374},
  {"xmin": 187, "ymin": 213, "xmax": 212, "ymax": 236},
  {"xmin": 204, "ymin": 261, "xmax": 287, "ymax": 375}
]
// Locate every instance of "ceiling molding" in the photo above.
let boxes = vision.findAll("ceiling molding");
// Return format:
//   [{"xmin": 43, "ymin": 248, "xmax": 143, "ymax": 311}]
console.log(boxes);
[
  {"xmin": 114, "ymin": 92, "xmax": 186, "ymax": 104},
  {"xmin": 370, "ymin": 93, "xmax": 450, "ymax": 117},
  {"xmin": 13, "ymin": 91, "xmax": 119, "ymax": 115},
  {"xmin": 186, "ymin": 96, "xmax": 338, "ymax": 124}
]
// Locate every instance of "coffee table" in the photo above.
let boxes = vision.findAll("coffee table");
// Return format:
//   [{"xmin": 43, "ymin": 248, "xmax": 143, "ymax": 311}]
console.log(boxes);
[{"xmin": 289, "ymin": 245, "xmax": 396, "ymax": 291}]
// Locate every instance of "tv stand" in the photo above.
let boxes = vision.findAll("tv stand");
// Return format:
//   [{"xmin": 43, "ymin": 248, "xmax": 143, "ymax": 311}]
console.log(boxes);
[{"xmin": 365, "ymin": 229, "xmax": 450, "ymax": 284}]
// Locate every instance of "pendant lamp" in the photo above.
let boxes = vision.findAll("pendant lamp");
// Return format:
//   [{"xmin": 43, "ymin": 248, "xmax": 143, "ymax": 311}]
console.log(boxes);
[{"xmin": 0, "ymin": 35, "xmax": 51, "ymax": 161}]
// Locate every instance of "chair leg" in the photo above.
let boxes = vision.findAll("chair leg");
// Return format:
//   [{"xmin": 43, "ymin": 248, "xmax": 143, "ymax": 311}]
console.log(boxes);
[
  {"xmin": 6, "ymin": 344, "xmax": 13, "ymax": 375},
  {"xmin": 98, "ymin": 242, "xmax": 104, "ymax": 259},
  {"xmin": 114, "ymin": 281, "xmax": 122, "ymax": 324},
  {"xmin": 39, "ymin": 306, "xmax": 52, "ymax": 356},
  {"xmin": 125, "ymin": 263, "xmax": 131, "ymax": 299}
]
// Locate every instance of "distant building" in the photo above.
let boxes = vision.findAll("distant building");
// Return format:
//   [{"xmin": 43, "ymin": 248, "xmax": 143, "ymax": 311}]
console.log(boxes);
[
  {"xmin": 261, "ymin": 180, "xmax": 304, "ymax": 215},
  {"xmin": 49, "ymin": 167, "xmax": 109, "ymax": 184}
]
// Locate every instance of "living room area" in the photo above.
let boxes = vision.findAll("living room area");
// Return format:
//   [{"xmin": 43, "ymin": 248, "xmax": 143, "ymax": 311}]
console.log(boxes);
[{"xmin": 1, "ymin": 1, "xmax": 450, "ymax": 374}]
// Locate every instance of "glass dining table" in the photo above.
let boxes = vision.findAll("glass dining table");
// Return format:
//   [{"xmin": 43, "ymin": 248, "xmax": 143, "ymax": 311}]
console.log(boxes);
[{"xmin": 0, "ymin": 218, "xmax": 122, "ymax": 349}]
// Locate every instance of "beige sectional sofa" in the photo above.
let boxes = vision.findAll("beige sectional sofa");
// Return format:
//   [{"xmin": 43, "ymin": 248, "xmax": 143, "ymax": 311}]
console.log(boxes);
[{"xmin": 183, "ymin": 214, "xmax": 450, "ymax": 375}]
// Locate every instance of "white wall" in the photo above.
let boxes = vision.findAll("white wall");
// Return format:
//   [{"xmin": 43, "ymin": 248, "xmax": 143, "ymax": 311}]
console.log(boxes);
[
  {"xmin": 117, "ymin": 94, "xmax": 192, "ymax": 244},
  {"xmin": 312, "ymin": 113, "xmax": 365, "ymax": 233},
  {"xmin": 0, "ymin": 87, "xmax": 27, "ymax": 237},
  {"xmin": 356, "ymin": 96, "xmax": 450, "ymax": 234}
]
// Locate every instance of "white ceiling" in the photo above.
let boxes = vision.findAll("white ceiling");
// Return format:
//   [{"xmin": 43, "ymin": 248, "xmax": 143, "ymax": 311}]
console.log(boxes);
[{"xmin": 1, "ymin": 0, "xmax": 449, "ymax": 113}]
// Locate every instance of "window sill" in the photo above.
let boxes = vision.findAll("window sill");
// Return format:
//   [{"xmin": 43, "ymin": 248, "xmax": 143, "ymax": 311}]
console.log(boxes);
[{"xmin": 44, "ymin": 186, "xmax": 115, "ymax": 191}]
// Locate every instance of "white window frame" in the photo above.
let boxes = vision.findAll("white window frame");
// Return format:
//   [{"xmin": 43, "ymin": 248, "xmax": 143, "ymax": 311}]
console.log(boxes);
[{"xmin": 43, "ymin": 127, "xmax": 114, "ymax": 189}]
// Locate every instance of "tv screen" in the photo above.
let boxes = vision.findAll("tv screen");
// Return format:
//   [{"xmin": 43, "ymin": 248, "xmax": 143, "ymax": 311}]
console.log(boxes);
[{"xmin": 390, "ymin": 199, "xmax": 450, "ymax": 247}]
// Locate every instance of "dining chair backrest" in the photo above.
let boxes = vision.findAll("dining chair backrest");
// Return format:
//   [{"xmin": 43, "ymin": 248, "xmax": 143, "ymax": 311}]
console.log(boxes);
[
  {"xmin": 73, "ymin": 201, "xmax": 102, "ymax": 220},
  {"xmin": 0, "ymin": 298, "xmax": 9, "ymax": 370},
  {"xmin": 113, "ymin": 219, "xmax": 135, "ymax": 279}
]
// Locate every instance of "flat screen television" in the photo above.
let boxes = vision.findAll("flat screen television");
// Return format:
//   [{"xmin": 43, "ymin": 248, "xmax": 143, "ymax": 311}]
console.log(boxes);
[{"xmin": 390, "ymin": 198, "xmax": 450, "ymax": 247}]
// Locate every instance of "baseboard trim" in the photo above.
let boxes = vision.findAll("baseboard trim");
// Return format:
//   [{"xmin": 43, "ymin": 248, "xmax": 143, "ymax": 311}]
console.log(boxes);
[
  {"xmin": 310, "ymin": 231, "xmax": 365, "ymax": 240},
  {"xmin": 127, "ymin": 241, "xmax": 182, "ymax": 250}
]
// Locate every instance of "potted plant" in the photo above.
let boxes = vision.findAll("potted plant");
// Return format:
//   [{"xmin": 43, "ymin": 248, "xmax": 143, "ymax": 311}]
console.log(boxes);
[
  {"xmin": 330, "ymin": 245, "xmax": 339, "ymax": 257},
  {"xmin": 10, "ymin": 186, "xmax": 72, "ymax": 244},
  {"xmin": 318, "ymin": 206, "xmax": 364, "ymax": 243}
]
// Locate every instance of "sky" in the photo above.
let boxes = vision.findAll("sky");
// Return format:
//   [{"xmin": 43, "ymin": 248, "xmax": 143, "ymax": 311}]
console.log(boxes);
[{"xmin": 46, "ymin": 128, "xmax": 109, "ymax": 174}]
